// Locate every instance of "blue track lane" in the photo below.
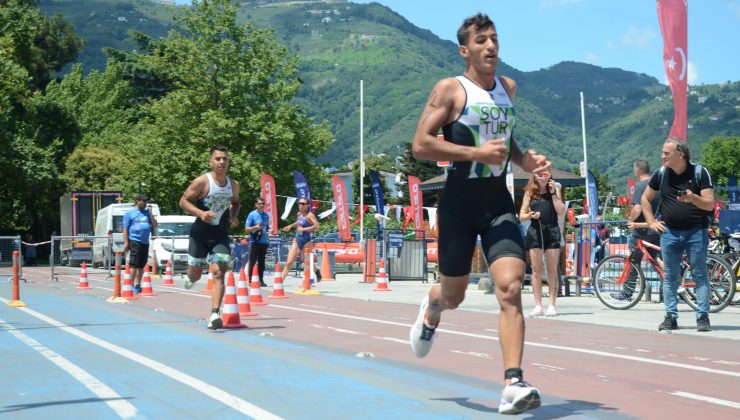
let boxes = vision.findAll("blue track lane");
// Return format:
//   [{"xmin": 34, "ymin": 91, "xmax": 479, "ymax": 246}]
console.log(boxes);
[{"xmin": 2, "ymin": 284, "xmax": 544, "ymax": 419}]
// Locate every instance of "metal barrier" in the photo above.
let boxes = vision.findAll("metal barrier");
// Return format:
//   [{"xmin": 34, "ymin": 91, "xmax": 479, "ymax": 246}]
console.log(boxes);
[
  {"xmin": 0, "ymin": 236, "xmax": 22, "ymax": 280},
  {"xmin": 50, "ymin": 235, "xmax": 112, "ymax": 281},
  {"xmin": 365, "ymin": 228, "xmax": 428, "ymax": 282}
]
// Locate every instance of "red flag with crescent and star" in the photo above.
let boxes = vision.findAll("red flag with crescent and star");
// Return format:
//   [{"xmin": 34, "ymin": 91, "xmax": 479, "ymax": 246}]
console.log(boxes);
[{"xmin": 657, "ymin": 0, "xmax": 688, "ymax": 141}]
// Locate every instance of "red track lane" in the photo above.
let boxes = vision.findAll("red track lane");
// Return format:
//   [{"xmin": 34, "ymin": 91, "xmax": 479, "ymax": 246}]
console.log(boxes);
[{"xmin": 20, "ymin": 267, "xmax": 740, "ymax": 418}]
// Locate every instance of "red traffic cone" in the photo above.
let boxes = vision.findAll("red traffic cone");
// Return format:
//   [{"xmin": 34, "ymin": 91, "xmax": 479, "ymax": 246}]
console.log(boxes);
[
  {"xmin": 222, "ymin": 272, "xmax": 247, "ymax": 329},
  {"xmin": 76, "ymin": 261, "xmax": 92, "ymax": 290},
  {"xmin": 140, "ymin": 264, "xmax": 157, "ymax": 296},
  {"xmin": 161, "ymin": 261, "xmax": 175, "ymax": 287},
  {"xmin": 269, "ymin": 262, "xmax": 288, "ymax": 299},
  {"xmin": 121, "ymin": 266, "xmax": 139, "ymax": 300},
  {"xmin": 237, "ymin": 267, "xmax": 257, "ymax": 316},
  {"xmin": 374, "ymin": 259, "xmax": 392, "ymax": 292},
  {"xmin": 249, "ymin": 265, "xmax": 267, "ymax": 306},
  {"xmin": 201, "ymin": 264, "xmax": 214, "ymax": 294}
]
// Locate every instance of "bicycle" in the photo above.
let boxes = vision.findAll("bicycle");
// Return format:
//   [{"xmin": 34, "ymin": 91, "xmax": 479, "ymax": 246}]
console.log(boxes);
[{"xmin": 593, "ymin": 238, "xmax": 736, "ymax": 312}]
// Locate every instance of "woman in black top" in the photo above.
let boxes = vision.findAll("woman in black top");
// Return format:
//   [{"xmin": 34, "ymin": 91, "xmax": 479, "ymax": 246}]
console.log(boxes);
[{"xmin": 519, "ymin": 172, "xmax": 565, "ymax": 317}]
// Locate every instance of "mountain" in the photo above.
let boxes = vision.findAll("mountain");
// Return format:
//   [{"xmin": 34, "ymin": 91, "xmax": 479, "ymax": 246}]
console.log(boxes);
[{"xmin": 40, "ymin": 0, "xmax": 740, "ymax": 191}]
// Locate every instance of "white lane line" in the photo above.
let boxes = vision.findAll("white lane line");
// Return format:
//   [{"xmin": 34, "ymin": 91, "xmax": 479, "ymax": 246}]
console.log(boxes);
[
  {"xmin": 269, "ymin": 304, "xmax": 740, "ymax": 379},
  {"xmin": 532, "ymin": 363, "xmax": 566, "ymax": 371},
  {"xmin": 450, "ymin": 350, "xmax": 493, "ymax": 359},
  {"xmin": 669, "ymin": 391, "xmax": 740, "ymax": 409},
  {"xmin": 1, "ymin": 298, "xmax": 282, "ymax": 420},
  {"xmin": 373, "ymin": 336, "xmax": 408, "ymax": 345},
  {"xmin": 0, "ymin": 318, "xmax": 138, "ymax": 419}
]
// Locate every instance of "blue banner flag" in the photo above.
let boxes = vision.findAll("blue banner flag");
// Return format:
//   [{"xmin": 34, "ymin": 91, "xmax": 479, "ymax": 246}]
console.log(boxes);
[
  {"xmin": 587, "ymin": 171, "xmax": 600, "ymax": 220},
  {"xmin": 292, "ymin": 170, "xmax": 311, "ymax": 206},
  {"xmin": 369, "ymin": 170, "xmax": 386, "ymax": 232},
  {"xmin": 729, "ymin": 175, "xmax": 739, "ymax": 204},
  {"xmin": 369, "ymin": 170, "xmax": 385, "ymax": 216}
]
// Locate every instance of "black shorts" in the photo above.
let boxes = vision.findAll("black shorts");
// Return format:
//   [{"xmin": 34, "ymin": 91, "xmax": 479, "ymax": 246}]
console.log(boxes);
[
  {"xmin": 438, "ymin": 211, "xmax": 525, "ymax": 277},
  {"xmin": 188, "ymin": 223, "xmax": 231, "ymax": 267},
  {"xmin": 525, "ymin": 223, "xmax": 561, "ymax": 250},
  {"xmin": 128, "ymin": 241, "xmax": 149, "ymax": 268}
]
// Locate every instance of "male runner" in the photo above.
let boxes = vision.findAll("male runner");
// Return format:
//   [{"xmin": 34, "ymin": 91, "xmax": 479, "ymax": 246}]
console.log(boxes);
[
  {"xmin": 408, "ymin": 13, "xmax": 549, "ymax": 415},
  {"xmin": 179, "ymin": 145, "xmax": 241, "ymax": 330}
]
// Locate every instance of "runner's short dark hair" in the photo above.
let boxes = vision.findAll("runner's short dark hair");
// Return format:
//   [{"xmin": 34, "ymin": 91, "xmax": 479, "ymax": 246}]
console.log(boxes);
[
  {"xmin": 210, "ymin": 145, "xmax": 228, "ymax": 154},
  {"xmin": 457, "ymin": 13, "xmax": 495, "ymax": 45}
]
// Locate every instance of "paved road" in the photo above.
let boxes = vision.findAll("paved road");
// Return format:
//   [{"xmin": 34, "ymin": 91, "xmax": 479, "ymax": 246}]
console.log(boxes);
[{"xmin": 1, "ymin": 266, "xmax": 739, "ymax": 419}]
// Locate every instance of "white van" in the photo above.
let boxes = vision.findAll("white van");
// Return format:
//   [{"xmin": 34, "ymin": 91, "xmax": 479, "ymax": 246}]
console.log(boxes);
[
  {"xmin": 151, "ymin": 215, "xmax": 194, "ymax": 273},
  {"xmin": 92, "ymin": 203, "xmax": 160, "ymax": 267}
]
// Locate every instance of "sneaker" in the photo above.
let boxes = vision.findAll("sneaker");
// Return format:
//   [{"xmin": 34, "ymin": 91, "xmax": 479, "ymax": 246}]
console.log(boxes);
[
  {"xmin": 610, "ymin": 292, "xmax": 631, "ymax": 301},
  {"xmin": 184, "ymin": 277, "xmax": 196, "ymax": 290},
  {"xmin": 658, "ymin": 315, "xmax": 678, "ymax": 331},
  {"xmin": 259, "ymin": 281, "xmax": 268, "ymax": 288},
  {"xmin": 498, "ymin": 378, "xmax": 542, "ymax": 415},
  {"xmin": 133, "ymin": 285, "xmax": 142, "ymax": 295},
  {"xmin": 696, "ymin": 314, "xmax": 711, "ymax": 332},
  {"xmin": 409, "ymin": 296, "xmax": 436, "ymax": 358},
  {"xmin": 529, "ymin": 306, "xmax": 544, "ymax": 317},
  {"xmin": 315, "ymin": 269, "xmax": 322, "ymax": 282},
  {"xmin": 545, "ymin": 306, "xmax": 557, "ymax": 317},
  {"xmin": 207, "ymin": 311, "xmax": 222, "ymax": 330}
]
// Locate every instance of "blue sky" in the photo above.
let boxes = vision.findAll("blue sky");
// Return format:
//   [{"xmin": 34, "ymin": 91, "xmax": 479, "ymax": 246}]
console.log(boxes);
[{"xmin": 174, "ymin": 1, "xmax": 740, "ymax": 85}]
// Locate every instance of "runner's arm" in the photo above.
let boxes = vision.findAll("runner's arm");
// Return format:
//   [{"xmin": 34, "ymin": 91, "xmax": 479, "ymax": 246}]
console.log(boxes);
[
  {"xmin": 179, "ymin": 175, "xmax": 210, "ymax": 222},
  {"xmin": 230, "ymin": 180, "xmax": 241, "ymax": 227}
]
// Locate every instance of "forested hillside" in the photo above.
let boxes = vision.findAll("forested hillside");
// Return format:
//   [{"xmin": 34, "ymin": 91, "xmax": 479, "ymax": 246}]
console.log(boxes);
[{"xmin": 40, "ymin": 0, "xmax": 740, "ymax": 188}]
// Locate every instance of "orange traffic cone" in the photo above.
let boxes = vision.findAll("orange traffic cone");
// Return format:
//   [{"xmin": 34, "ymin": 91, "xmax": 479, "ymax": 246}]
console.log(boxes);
[
  {"xmin": 76, "ymin": 261, "xmax": 92, "ymax": 290},
  {"xmin": 222, "ymin": 272, "xmax": 247, "ymax": 329},
  {"xmin": 121, "ymin": 266, "xmax": 139, "ymax": 300},
  {"xmin": 237, "ymin": 267, "xmax": 257, "ymax": 316},
  {"xmin": 201, "ymin": 264, "xmax": 214, "ymax": 294},
  {"xmin": 249, "ymin": 265, "xmax": 267, "ymax": 306},
  {"xmin": 269, "ymin": 262, "xmax": 288, "ymax": 299},
  {"xmin": 374, "ymin": 259, "xmax": 392, "ymax": 292},
  {"xmin": 140, "ymin": 264, "xmax": 157, "ymax": 296},
  {"xmin": 320, "ymin": 245, "xmax": 334, "ymax": 281},
  {"xmin": 161, "ymin": 261, "xmax": 175, "ymax": 287}
]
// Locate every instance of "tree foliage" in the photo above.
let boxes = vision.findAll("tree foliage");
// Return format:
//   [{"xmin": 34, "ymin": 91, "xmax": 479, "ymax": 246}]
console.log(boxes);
[{"xmin": 701, "ymin": 136, "xmax": 740, "ymax": 187}]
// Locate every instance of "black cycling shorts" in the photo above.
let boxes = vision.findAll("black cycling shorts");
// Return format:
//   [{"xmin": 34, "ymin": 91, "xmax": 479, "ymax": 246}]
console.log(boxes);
[
  {"xmin": 188, "ymin": 223, "xmax": 231, "ymax": 267},
  {"xmin": 525, "ymin": 223, "xmax": 562, "ymax": 250},
  {"xmin": 128, "ymin": 241, "xmax": 149, "ymax": 269},
  {"xmin": 438, "ymin": 211, "xmax": 525, "ymax": 277}
]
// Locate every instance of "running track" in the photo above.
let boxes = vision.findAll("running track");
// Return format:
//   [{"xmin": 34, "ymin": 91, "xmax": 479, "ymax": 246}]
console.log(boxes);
[{"xmin": 2, "ymin": 267, "xmax": 739, "ymax": 419}]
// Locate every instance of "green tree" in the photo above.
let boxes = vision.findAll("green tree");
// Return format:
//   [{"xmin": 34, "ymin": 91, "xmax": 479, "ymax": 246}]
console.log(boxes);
[
  {"xmin": 350, "ymin": 154, "xmax": 394, "ymax": 205},
  {"xmin": 115, "ymin": 0, "xmax": 333, "ymax": 213},
  {"xmin": 701, "ymin": 135, "xmax": 740, "ymax": 188}
]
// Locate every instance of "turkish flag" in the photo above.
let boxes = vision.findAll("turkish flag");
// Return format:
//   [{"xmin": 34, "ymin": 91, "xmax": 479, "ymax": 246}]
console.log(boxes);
[{"xmin": 657, "ymin": 0, "xmax": 688, "ymax": 141}]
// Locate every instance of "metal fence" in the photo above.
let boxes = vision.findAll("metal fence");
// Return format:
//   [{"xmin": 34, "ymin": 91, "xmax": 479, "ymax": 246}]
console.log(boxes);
[
  {"xmin": 50, "ymin": 235, "xmax": 112, "ymax": 281},
  {"xmin": 0, "ymin": 236, "xmax": 22, "ymax": 280},
  {"xmin": 365, "ymin": 228, "xmax": 428, "ymax": 282}
]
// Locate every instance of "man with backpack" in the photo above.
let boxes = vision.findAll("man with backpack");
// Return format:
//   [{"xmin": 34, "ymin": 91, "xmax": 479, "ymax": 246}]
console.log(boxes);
[{"xmin": 641, "ymin": 138, "xmax": 715, "ymax": 332}]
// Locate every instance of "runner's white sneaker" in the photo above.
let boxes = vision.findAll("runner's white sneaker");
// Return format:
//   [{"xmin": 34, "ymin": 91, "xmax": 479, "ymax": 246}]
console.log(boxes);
[
  {"xmin": 184, "ymin": 277, "xmax": 196, "ymax": 290},
  {"xmin": 409, "ymin": 296, "xmax": 436, "ymax": 358},
  {"xmin": 498, "ymin": 378, "xmax": 542, "ymax": 415},
  {"xmin": 529, "ymin": 306, "xmax": 544, "ymax": 317},
  {"xmin": 207, "ymin": 311, "xmax": 222, "ymax": 330},
  {"xmin": 545, "ymin": 306, "xmax": 557, "ymax": 317}
]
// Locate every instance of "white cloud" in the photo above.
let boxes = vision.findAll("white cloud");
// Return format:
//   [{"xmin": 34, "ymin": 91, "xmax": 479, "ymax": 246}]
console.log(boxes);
[
  {"xmin": 582, "ymin": 52, "xmax": 599, "ymax": 64},
  {"xmin": 687, "ymin": 60, "xmax": 698, "ymax": 85},
  {"xmin": 621, "ymin": 26, "xmax": 656, "ymax": 49},
  {"xmin": 538, "ymin": 0, "xmax": 583, "ymax": 9},
  {"xmin": 604, "ymin": 41, "xmax": 614, "ymax": 50},
  {"xmin": 729, "ymin": 2, "xmax": 740, "ymax": 20}
]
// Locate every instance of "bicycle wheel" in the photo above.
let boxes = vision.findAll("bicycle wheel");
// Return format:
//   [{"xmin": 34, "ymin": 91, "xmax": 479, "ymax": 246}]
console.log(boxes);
[
  {"xmin": 681, "ymin": 255, "xmax": 736, "ymax": 313},
  {"xmin": 723, "ymin": 253, "xmax": 740, "ymax": 304},
  {"xmin": 594, "ymin": 255, "xmax": 644, "ymax": 310}
]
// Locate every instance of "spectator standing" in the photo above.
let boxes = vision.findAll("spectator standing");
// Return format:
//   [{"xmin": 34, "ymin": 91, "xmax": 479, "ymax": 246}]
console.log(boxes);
[
  {"xmin": 123, "ymin": 194, "xmax": 158, "ymax": 294},
  {"xmin": 611, "ymin": 160, "xmax": 661, "ymax": 301},
  {"xmin": 641, "ymin": 138, "xmax": 715, "ymax": 332},
  {"xmin": 245, "ymin": 197, "xmax": 270, "ymax": 287},
  {"xmin": 520, "ymin": 172, "xmax": 564, "ymax": 317}
]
